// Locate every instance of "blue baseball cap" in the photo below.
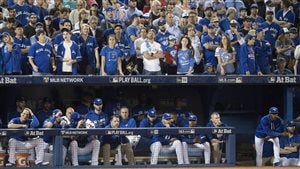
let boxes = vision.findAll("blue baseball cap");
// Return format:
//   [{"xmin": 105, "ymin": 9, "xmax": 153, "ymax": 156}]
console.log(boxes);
[
  {"xmin": 130, "ymin": 13, "xmax": 140, "ymax": 20},
  {"xmin": 106, "ymin": 6, "xmax": 114, "ymax": 12},
  {"xmin": 71, "ymin": 112, "xmax": 82, "ymax": 121},
  {"xmin": 93, "ymin": 98, "xmax": 103, "ymax": 105},
  {"xmin": 269, "ymin": 107, "xmax": 279, "ymax": 114},
  {"xmin": 148, "ymin": 108, "xmax": 157, "ymax": 117},
  {"xmin": 256, "ymin": 28, "xmax": 263, "ymax": 33},
  {"xmin": 286, "ymin": 121, "xmax": 295, "ymax": 127},
  {"xmin": 52, "ymin": 109, "xmax": 62, "ymax": 116},
  {"xmin": 207, "ymin": 23, "xmax": 216, "ymax": 29},
  {"xmin": 162, "ymin": 113, "xmax": 171, "ymax": 120},
  {"xmin": 188, "ymin": 114, "xmax": 197, "ymax": 121},
  {"xmin": 35, "ymin": 22, "xmax": 43, "ymax": 27},
  {"xmin": 158, "ymin": 19, "xmax": 166, "ymax": 26},
  {"xmin": 36, "ymin": 29, "xmax": 45, "ymax": 37},
  {"xmin": 251, "ymin": 3, "xmax": 258, "ymax": 8},
  {"xmin": 1, "ymin": 32, "xmax": 11, "ymax": 38},
  {"xmin": 44, "ymin": 15, "xmax": 52, "ymax": 20}
]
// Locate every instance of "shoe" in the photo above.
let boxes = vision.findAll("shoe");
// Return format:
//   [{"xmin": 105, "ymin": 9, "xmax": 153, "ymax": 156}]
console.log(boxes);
[
  {"xmin": 273, "ymin": 162, "xmax": 282, "ymax": 167},
  {"xmin": 36, "ymin": 161, "xmax": 50, "ymax": 166},
  {"xmin": 5, "ymin": 163, "xmax": 15, "ymax": 167}
]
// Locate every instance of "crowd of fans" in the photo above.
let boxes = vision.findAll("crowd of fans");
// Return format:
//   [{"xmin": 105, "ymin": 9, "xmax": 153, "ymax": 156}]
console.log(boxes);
[{"xmin": 0, "ymin": 0, "xmax": 299, "ymax": 76}]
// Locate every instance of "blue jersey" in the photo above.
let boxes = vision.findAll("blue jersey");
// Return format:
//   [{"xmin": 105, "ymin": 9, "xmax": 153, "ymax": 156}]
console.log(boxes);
[
  {"xmin": 255, "ymin": 115, "xmax": 283, "ymax": 138},
  {"xmin": 7, "ymin": 0, "xmax": 15, "ymax": 7},
  {"xmin": 28, "ymin": 42, "xmax": 53, "ymax": 73},
  {"xmin": 86, "ymin": 110, "xmax": 109, "ymax": 128},
  {"xmin": 201, "ymin": 34, "xmax": 221, "ymax": 66},
  {"xmin": 181, "ymin": 124, "xmax": 207, "ymax": 144},
  {"xmin": 9, "ymin": 115, "xmax": 39, "ymax": 141},
  {"xmin": 175, "ymin": 49, "xmax": 195, "ymax": 74},
  {"xmin": 198, "ymin": 17, "xmax": 210, "ymax": 27},
  {"xmin": 254, "ymin": 39, "xmax": 272, "ymax": 73},
  {"xmin": 120, "ymin": 118, "xmax": 137, "ymax": 128},
  {"xmin": 261, "ymin": 22, "xmax": 283, "ymax": 50},
  {"xmin": 155, "ymin": 31, "xmax": 172, "ymax": 51},
  {"xmin": 276, "ymin": 9, "xmax": 296, "ymax": 26},
  {"xmin": 56, "ymin": 41, "xmax": 82, "ymax": 75},
  {"xmin": 15, "ymin": 3, "xmax": 32, "ymax": 26},
  {"xmin": 252, "ymin": 16, "xmax": 265, "ymax": 28},
  {"xmin": 239, "ymin": 44, "xmax": 260, "ymax": 74},
  {"xmin": 219, "ymin": 17, "xmax": 230, "ymax": 33},
  {"xmin": 152, "ymin": 121, "xmax": 177, "ymax": 145},
  {"xmin": 3, "ymin": 43, "xmax": 22, "ymax": 74},
  {"xmin": 126, "ymin": 25, "xmax": 139, "ymax": 56},
  {"xmin": 139, "ymin": 118, "xmax": 159, "ymax": 138},
  {"xmin": 36, "ymin": 110, "xmax": 53, "ymax": 128},
  {"xmin": 78, "ymin": 35, "xmax": 99, "ymax": 68},
  {"xmin": 100, "ymin": 46, "xmax": 122, "ymax": 75},
  {"xmin": 100, "ymin": 124, "xmax": 129, "ymax": 148},
  {"xmin": 42, "ymin": 116, "xmax": 62, "ymax": 143},
  {"xmin": 115, "ymin": 34, "xmax": 130, "ymax": 59},
  {"xmin": 32, "ymin": 5, "xmax": 49, "ymax": 23},
  {"xmin": 206, "ymin": 121, "xmax": 227, "ymax": 141},
  {"xmin": 279, "ymin": 134, "xmax": 300, "ymax": 158}
]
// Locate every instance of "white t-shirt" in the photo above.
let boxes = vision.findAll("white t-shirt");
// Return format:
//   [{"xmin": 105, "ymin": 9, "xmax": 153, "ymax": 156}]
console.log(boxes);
[
  {"xmin": 140, "ymin": 40, "xmax": 162, "ymax": 72},
  {"xmin": 62, "ymin": 41, "xmax": 72, "ymax": 72}
]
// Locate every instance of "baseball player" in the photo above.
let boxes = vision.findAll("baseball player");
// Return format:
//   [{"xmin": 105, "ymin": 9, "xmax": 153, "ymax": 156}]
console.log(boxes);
[
  {"xmin": 101, "ymin": 115, "xmax": 135, "ymax": 165},
  {"xmin": 279, "ymin": 121, "xmax": 300, "ymax": 166},
  {"xmin": 85, "ymin": 98, "xmax": 109, "ymax": 129},
  {"xmin": 69, "ymin": 112, "xmax": 100, "ymax": 166},
  {"xmin": 7, "ymin": 108, "xmax": 48, "ymax": 167},
  {"xmin": 181, "ymin": 114, "xmax": 211, "ymax": 164},
  {"xmin": 255, "ymin": 107, "xmax": 285, "ymax": 166},
  {"xmin": 150, "ymin": 113, "xmax": 184, "ymax": 165}
]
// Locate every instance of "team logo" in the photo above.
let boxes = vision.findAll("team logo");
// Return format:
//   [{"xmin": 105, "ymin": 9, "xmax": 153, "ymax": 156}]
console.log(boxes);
[{"xmin": 267, "ymin": 77, "xmax": 276, "ymax": 83}]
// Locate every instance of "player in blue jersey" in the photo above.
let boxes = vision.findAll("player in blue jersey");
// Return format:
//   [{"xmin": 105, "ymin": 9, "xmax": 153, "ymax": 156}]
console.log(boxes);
[
  {"xmin": 28, "ymin": 29, "xmax": 56, "ymax": 75},
  {"xmin": 175, "ymin": 36, "xmax": 195, "ymax": 75},
  {"xmin": 201, "ymin": 23, "xmax": 221, "ymax": 67},
  {"xmin": 1, "ymin": 32, "xmax": 22, "ymax": 75},
  {"xmin": 13, "ymin": 23, "xmax": 31, "ymax": 75},
  {"xmin": 101, "ymin": 115, "xmax": 135, "ymax": 165},
  {"xmin": 7, "ymin": 108, "xmax": 48, "ymax": 167},
  {"xmin": 181, "ymin": 115, "xmax": 211, "ymax": 164},
  {"xmin": 69, "ymin": 112, "xmax": 100, "ymax": 166},
  {"xmin": 150, "ymin": 113, "xmax": 184, "ymax": 165},
  {"xmin": 77, "ymin": 24, "xmax": 100, "ymax": 75},
  {"xmin": 255, "ymin": 107, "xmax": 285, "ymax": 166},
  {"xmin": 100, "ymin": 34, "xmax": 124, "ymax": 75},
  {"xmin": 85, "ymin": 98, "xmax": 109, "ymax": 129},
  {"xmin": 254, "ymin": 28, "xmax": 272, "ymax": 74},
  {"xmin": 56, "ymin": 28, "xmax": 82, "ymax": 75},
  {"xmin": 239, "ymin": 34, "xmax": 263, "ymax": 75},
  {"xmin": 206, "ymin": 112, "xmax": 227, "ymax": 164},
  {"xmin": 279, "ymin": 121, "xmax": 300, "ymax": 166},
  {"xmin": 15, "ymin": 0, "xmax": 32, "ymax": 26}
]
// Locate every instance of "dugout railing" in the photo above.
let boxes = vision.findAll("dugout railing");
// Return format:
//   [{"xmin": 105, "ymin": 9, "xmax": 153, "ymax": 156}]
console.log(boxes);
[{"xmin": 0, "ymin": 127, "xmax": 235, "ymax": 168}]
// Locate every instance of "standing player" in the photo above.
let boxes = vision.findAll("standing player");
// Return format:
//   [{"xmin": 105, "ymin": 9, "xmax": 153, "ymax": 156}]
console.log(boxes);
[
  {"xmin": 182, "ymin": 115, "xmax": 211, "ymax": 164},
  {"xmin": 150, "ymin": 113, "xmax": 184, "ymax": 165},
  {"xmin": 255, "ymin": 107, "xmax": 285, "ymax": 166},
  {"xmin": 206, "ymin": 112, "xmax": 227, "ymax": 164},
  {"xmin": 7, "ymin": 108, "xmax": 48, "ymax": 167},
  {"xmin": 279, "ymin": 121, "xmax": 300, "ymax": 166}
]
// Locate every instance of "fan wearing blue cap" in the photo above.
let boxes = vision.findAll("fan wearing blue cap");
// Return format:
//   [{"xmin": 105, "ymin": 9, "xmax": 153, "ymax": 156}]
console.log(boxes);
[
  {"xmin": 1, "ymin": 32, "xmax": 22, "ymax": 75},
  {"xmin": 239, "ymin": 34, "xmax": 263, "ymax": 75},
  {"xmin": 278, "ymin": 121, "xmax": 300, "ymax": 166},
  {"xmin": 255, "ymin": 106, "xmax": 285, "ymax": 166},
  {"xmin": 254, "ymin": 28, "xmax": 272, "ymax": 74},
  {"xmin": 155, "ymin": 19, "xmax": 172, "ymax": 52},
  {"xmin": 150, "ymin": 113, "xmax": 184, "ymax": 165},
  {"xmin": 181, "ymin": 114, "xmax": 211, "ymax": 164},
  {"xmin": 85, "ymin": 98, "xmax": 109, "ymax": 128}
]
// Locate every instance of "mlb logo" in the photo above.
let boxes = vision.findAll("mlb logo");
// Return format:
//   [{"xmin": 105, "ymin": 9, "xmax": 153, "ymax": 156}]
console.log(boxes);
[
  {"xmin": 110, "ymin": 77, "xmax": 119, "ymax": 83},
  {"xmin": 236, "ymin": 77, "xmax": 243, "ymax": 83},
  {"xmin": 43, "ymin": 77, "xmax": 50, "ymax": 83},
  {"xmin": 268, "ymin": 77, "xmax": 276, "ymax": 83}
]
